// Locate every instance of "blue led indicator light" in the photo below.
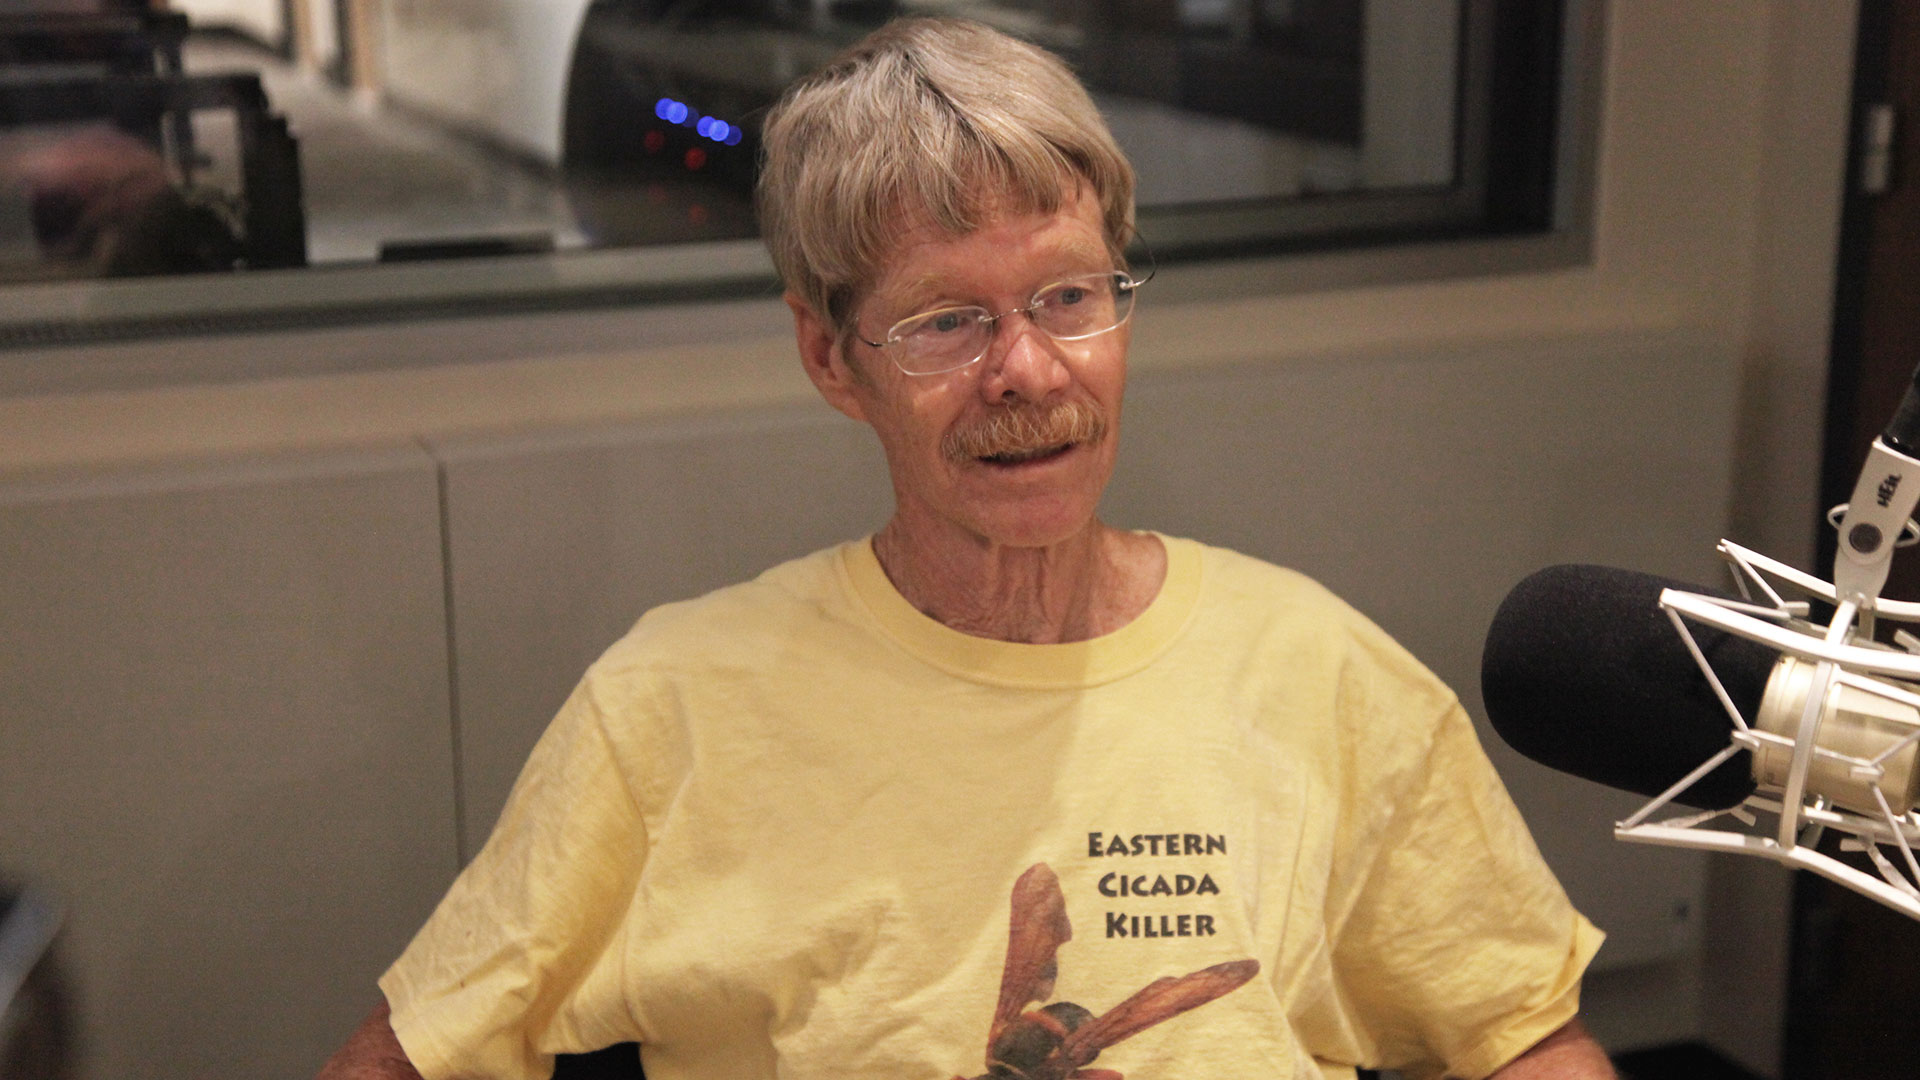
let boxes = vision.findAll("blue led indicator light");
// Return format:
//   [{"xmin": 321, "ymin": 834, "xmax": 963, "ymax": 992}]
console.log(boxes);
[{"xmin": 654, "ymin": 98, "xmax": 742, "ymax": 142}]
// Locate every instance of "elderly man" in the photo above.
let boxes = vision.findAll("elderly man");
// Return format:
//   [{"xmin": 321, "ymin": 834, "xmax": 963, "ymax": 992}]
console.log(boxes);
[{"xmin": 321, "ymin": 17, "xmax": 1613, "ymax": 1080}]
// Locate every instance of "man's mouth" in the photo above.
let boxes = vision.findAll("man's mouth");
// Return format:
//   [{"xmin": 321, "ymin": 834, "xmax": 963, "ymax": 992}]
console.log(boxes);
[{"xmin": 979, "ymin": 442, "xmax": 1076, "ymax": 467}]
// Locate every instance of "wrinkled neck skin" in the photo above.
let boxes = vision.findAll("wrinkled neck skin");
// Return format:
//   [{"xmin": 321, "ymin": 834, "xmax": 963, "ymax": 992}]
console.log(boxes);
[{"xmin": 871, "ymin": 516, "xmax": 1166, "ymax": 644}]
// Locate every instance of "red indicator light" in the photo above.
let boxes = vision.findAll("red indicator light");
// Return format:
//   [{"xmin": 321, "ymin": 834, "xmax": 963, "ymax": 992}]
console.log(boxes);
[
  {"xmin": 643, "ymin": 129, "xmax": 666, "ymax": 153},
  {"xmin": 684, "ymin": 147, "xmax": 708, "ymax": 170}
]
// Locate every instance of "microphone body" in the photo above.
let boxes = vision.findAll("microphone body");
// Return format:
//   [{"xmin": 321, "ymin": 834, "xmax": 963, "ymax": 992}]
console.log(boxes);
[
  {"xmin": 1752, "ymin": 654, "xmax": 1920, "ymax": 816},
  {"xmin": 1482, "ymin": 564, "xmax": 1920, "ymax": 817}
]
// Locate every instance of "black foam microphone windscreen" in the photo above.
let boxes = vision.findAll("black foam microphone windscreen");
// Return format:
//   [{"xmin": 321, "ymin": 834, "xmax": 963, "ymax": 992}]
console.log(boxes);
[{"xmin": 1481, "ymin": 564, "xmax": 1769, "ymax": 809}]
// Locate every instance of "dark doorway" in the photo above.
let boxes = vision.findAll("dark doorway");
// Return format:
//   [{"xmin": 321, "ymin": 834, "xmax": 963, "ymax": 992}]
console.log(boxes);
[{"xmin": 1793, "ymin": 3, "xmax": 1920, "ymax": 1078}]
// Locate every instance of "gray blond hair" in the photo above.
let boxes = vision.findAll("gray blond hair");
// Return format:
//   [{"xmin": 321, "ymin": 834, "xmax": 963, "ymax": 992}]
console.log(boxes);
[{"xmin": 756, "ymin": 17, "xmax": 1136, "ymax": 334}]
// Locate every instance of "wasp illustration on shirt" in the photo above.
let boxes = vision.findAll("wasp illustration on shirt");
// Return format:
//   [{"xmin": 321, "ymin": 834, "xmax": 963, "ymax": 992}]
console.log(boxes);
[{"xmin": 955, "ymin": 862, "xmax": 1259, "ymax": 1080}]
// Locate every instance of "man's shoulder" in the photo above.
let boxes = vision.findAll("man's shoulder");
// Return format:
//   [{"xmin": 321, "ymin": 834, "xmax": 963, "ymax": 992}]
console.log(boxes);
[
  {"xmin": 1181, "ymin": 538, "xmax": 1363, "ymax": 625},
  {"xmin": 1183, "ymin": 538, "xmax": 1452, "ymax": 702},
  {"xmin": 592, "ymin": 540, "xmax": 864, "ymax": 676}
]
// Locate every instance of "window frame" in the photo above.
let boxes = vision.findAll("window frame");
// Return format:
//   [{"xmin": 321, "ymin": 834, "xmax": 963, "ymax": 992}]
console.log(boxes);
[{"xmin": 0, "ymin": 0, "xmax": 1602, "ymax": 352}]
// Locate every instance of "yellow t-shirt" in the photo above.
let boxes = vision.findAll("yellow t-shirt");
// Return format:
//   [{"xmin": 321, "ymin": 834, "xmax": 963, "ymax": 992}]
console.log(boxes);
[{"xmin": 381, "ymin": 536, "xmax": 1602, "ymax": 1080}]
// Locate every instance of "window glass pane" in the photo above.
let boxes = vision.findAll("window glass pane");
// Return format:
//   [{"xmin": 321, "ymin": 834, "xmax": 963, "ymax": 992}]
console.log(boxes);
[{"xmin": 0, "ymin": 0, "xmax": 1563, "ymax": 334}]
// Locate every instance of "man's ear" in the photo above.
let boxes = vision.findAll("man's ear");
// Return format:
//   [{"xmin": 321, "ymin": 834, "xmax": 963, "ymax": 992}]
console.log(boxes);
[{"xmin": 788, "ymin": 292, "xmax": 868, "ymax": 423}]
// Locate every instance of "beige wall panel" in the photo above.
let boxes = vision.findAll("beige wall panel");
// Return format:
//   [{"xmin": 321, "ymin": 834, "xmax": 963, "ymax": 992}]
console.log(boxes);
[
  {"xmin": 0, "ymin": 447, "xmax": 458, "ymax": 1080},
  {"xmin": 431, "ymin": 407, "xmax": 894, "ymax": 854}
]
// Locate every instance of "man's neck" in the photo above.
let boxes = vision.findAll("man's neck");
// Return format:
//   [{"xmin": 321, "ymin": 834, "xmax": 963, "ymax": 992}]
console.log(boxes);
[{"xmin": 870, "ymin": 518, "xmax": 1167, "ymax": 644}]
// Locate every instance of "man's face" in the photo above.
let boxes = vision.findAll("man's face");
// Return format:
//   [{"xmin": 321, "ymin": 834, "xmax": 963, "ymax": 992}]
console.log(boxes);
[{"xmin": 797, "ymin": 186, "xmax": 1130, "ymax": 551}]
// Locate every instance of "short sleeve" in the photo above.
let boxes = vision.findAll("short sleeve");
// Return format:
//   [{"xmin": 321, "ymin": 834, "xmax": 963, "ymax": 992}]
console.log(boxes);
[
  {"xmin": 380, "ymin": 674, "xmax": 652, "ymax": 1080},
  {"xmin": 1324, "ymin": 701, "xmax": 1604, "ymax": 1080}
]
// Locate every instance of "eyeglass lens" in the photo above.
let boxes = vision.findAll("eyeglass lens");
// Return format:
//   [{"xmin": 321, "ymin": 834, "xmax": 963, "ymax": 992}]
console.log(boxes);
[{"xmin": 887, "ymin": 272, "xmax": 1137, "ymax": 375}]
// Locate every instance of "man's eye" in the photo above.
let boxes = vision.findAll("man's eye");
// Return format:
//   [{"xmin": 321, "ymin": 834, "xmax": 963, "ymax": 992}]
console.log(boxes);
[
  {"xmin": 928, "ymin": 312, "xmax": 967, "ymax": 334},
  {"xmin": 1054, "ymin": 286, "xmax": 1089, "ymax": 306}
]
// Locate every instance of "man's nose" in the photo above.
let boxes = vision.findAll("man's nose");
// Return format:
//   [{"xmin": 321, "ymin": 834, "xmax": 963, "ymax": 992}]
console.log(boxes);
[{"xmin": 979, "ymin": 313, "xmax": 1070, "ymax": 403}]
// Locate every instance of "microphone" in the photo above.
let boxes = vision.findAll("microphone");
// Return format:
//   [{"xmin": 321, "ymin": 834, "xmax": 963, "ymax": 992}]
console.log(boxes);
[
  {"xmin": 1478, "ymin": 359, "xmax": 1920, "ymax": 920},
  {"xmin": 1483, "ymin": 564, "xmax": 1920, "ymax": 817},
  {"xmin": 1481, "ymin": 564, "xmax": 1765, "ymax": 810}
]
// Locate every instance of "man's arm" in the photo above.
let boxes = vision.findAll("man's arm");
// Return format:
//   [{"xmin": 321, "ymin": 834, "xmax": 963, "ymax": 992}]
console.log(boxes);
[
  {"xmin": 316, "ymin": 1001, "xmax": 425, "ymax": 1080},
  {"xmin": 1485, "ymin": 1018, "xmax": 1616, "ymax": 1080}
]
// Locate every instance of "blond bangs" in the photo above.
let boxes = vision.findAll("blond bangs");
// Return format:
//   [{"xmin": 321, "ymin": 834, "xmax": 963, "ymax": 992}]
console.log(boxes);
[{"xmin": 758, "ymin": 18, "xmax": 1135, "ymax": 332}]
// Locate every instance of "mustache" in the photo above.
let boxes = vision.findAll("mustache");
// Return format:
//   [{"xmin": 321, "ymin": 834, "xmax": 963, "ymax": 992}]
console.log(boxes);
[{"xmin": 942, "ymin": 401, "xmax": 1108, "ymax": 463}]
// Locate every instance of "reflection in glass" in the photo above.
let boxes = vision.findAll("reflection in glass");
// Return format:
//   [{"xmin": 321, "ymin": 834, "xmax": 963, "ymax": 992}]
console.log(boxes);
[{"xmin": 0, "ymin": 0, "xmax": 1473, "ymax": 286}]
